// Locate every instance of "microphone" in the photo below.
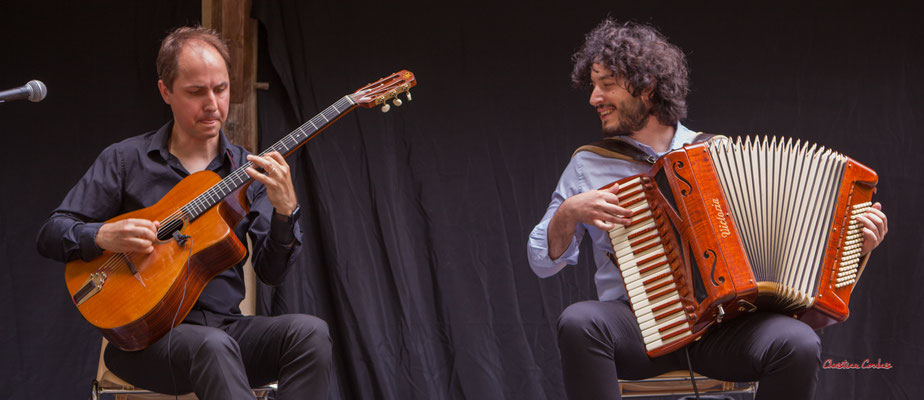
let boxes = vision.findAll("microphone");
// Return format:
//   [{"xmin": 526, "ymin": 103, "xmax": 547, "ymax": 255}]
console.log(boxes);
[{"xmin": 0, "ymin": 80, "xmax": 47, "ymax": 103}]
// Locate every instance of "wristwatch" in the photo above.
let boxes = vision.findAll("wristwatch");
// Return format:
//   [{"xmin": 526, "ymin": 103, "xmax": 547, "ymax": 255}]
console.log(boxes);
[{"xmin": 274, "ymin": 205, "xmax": 300, "ymax": 223}]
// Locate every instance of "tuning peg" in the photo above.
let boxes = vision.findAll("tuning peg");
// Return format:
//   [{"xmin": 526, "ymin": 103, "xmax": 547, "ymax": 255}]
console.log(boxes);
[
  {"xmin": 394, "ymin": 98, "xmax": 403, "ymax": 106},
  {"xmin": 381, "ymin": 103, "xmax": 391, "ymax": 113},
  {"xmin": 406, "ymin": 91, "xmax": 412, "ymax": 101}
]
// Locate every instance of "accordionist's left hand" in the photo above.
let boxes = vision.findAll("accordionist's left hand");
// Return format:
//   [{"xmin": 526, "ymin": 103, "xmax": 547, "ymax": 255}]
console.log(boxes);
[{"xmin": 858, "ymin": 202, "xmax": 887, "ymax": 255}]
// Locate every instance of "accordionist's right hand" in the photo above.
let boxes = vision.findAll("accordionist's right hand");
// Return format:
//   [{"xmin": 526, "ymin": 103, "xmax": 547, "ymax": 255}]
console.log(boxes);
[
  {"xmin": 547, "ymin": 184, "xmax": 635, "ymax": 260},
  {"xmin": 560, "ymin": 184, "xmax": 634, "ymax": 232}
]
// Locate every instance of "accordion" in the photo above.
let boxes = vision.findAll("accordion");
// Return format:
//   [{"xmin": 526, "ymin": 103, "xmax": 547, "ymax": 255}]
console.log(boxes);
[{"xmin": 606, "ymin": 136, "xmax": 877, "ymax": 357}]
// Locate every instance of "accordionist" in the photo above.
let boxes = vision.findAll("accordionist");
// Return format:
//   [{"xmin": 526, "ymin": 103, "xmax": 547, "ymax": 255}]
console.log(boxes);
[{"xmin": 526, "ymin": 19, "xmax": 888, "ymax": 400}]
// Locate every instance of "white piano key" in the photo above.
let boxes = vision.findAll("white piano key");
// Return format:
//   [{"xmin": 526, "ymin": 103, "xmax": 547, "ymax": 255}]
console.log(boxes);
[
  {"xmin": 624, "ymin": 265, "xmax": 671, "ymax": 289},
  {"xmin": 642, "ymin": 312, "xmax": 686, "ymax": 340},
  {"xmin": 632, "ymin": 293, "xmax": 681, "ymax": 318},
  {"xmin": 637, "ymin": 303, "xmax": 683, "ymax": 328}
]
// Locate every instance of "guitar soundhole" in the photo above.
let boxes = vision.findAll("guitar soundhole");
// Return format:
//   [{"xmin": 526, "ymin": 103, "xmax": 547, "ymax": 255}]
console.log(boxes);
[{"xmin": 156, "ymin": 218, "xmax": 186, "ymax": 242}]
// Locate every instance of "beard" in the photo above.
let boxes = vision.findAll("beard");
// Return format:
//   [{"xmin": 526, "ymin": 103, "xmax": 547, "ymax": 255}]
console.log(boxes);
[{"xmin": 602, "ymin": 96, "xmax": 651, "ymax": 137}]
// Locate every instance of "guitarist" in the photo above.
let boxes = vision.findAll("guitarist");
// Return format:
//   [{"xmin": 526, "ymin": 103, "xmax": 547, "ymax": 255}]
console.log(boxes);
[{"xmin": 36, "ymin": 27, "xmax": 330, "ymax": 399}]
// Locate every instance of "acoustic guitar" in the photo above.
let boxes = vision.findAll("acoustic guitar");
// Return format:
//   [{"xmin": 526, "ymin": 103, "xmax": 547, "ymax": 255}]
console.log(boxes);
[{"xmin": 64, "ymin": 70, "xmax": 417, "ymax": 351}]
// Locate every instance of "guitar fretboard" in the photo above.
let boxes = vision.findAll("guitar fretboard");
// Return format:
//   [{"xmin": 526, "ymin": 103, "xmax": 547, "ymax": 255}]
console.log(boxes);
[{"xmin": 178, "ymin": 95, "xmax": 356, "ymax": 221}]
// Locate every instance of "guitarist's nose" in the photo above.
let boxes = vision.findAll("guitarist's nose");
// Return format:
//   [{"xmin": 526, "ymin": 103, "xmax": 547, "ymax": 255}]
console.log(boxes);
[{"xmin": 204, "ymin": 92, "xmax": 218, "ymax": 112}]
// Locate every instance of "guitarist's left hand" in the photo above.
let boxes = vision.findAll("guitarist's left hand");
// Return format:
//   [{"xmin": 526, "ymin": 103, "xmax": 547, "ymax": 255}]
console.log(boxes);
[{"xmin": 246, "ymin": 151, "xmax": 298, "ymax": 216}]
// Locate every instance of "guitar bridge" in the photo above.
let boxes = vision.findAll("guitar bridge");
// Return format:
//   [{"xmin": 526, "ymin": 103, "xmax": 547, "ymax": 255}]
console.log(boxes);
[{"xmin": 73, "ymin": 272, "xmax": 107, "ymax": 306}]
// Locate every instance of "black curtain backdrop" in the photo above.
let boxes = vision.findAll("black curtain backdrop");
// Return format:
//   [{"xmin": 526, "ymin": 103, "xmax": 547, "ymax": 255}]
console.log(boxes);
[{"xmin": 1, "ymin": 1, "xmax": 921, "ymax": 399}]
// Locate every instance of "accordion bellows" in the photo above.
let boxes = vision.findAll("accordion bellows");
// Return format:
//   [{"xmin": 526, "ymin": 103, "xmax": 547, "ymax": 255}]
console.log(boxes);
[{"xmin": 606, "ymin": 136, "xmax": 877, "ymax": 357}]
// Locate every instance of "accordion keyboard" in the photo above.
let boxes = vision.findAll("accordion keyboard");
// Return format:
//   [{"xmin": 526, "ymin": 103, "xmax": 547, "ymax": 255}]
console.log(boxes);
[{"xmin": 608, "ymin": 177, "xmax": 693, "ymax": 354}]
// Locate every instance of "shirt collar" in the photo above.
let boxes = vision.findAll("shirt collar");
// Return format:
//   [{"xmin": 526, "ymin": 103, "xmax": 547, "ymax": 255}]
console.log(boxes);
[
  {"xmin": 146, "ymin": 121, "xmax": 235, "ymax": 169},
  {"xmin": 669, "ymin": 122, "xmax": 699, "ymax": 150},
  {"xmin": 610, "ymin": 121, "xmax": 697, "ymax": 157}
]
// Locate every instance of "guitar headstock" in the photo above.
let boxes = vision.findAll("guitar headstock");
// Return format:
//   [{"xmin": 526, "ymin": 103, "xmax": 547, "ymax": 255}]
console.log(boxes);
[{"xmin": 350, "ymin": 70, "xmax": 417, "ymax": 112}]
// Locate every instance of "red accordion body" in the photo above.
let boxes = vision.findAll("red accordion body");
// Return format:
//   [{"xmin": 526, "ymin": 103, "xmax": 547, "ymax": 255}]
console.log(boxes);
[{"xmin": 605, "ymin": 137, "xmax": 878, "ymax": 357}]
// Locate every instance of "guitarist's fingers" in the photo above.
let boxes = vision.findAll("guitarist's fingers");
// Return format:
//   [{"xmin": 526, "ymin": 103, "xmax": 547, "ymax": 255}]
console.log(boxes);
[
  {"xmin": 131, "ymin": 224, "xmax": 158, "ymax": 243},
  {"xmin": 247, "ymin": 154, "xmax": 282, "ymax": 176},
  {"xmin": 245, "ymin": 165, "xmax": 272, "ymax": 185},
  {"xmin": 246, "ymin": 156, "xmax": 289, "ymax": 189},
  {"xmin": 123, "ymin": 237, "xmax": 155, "ymax": 254},
  {"xmin": 246, "ymin": 156, "xmax": 280, "ymax": 187},
  {"xmin": 264, "ymin": 152, "xmax": 293, "ymax": 186},
  {"xmin": 125, "ymin": 218, "xmax": 158, "ymax": 233},
  {"xmin": 265, "ymin": 151, "xmax": 290, "ymax": 172},
  {"xmin": 246, "ymin": 153, "xmax": 298, "ymax": 214},
  {"xmin": 120, "ymin": 219, "xmax": 158, "ymax": 243},
  {"xmin": 98, "ymin": 219, "xmax": 157, "ymax": 252}
]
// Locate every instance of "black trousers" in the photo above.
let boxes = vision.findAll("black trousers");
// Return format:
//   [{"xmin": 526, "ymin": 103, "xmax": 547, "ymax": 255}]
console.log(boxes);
[
  {"xmin": 557, "ymin": 300, "xmax": 821, "ymax": 400},
  {"xmin": 105, "ymin": 310, "xmax": 332, "ymax": 400}
]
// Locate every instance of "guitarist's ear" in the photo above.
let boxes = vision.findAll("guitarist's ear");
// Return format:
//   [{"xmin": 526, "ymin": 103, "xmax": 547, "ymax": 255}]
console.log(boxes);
[{"xmin": 157, "ymin": 80, "xmax": 172, "ymax": 105}]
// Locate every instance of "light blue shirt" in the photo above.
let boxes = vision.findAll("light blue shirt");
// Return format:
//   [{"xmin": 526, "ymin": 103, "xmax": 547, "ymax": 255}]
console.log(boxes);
[{"xmin": 527, "ymin": 123, "xmax": 700, "ymax": 302}]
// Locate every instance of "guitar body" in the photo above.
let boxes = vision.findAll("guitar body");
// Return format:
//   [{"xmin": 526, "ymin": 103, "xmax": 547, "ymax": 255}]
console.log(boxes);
[{"xmin": 64, "ymin": 171, "xmax": 249, "ymax": 351}]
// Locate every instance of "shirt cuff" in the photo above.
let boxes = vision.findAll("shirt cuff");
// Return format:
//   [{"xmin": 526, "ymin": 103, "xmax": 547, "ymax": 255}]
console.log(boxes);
[
  {"xmin": 527, "ymin": 220, "xmax": 581, "ymax": 278},
  {"xmin": 268, "ymin": 211, "xmax": 297, "ymax": 247},
  {"xmin": 553, "ymin": 235, "xmax": 581, "ymax": 264},
  {"xmin": 78, "ymin": 222, "xmax": 105, "ymax": 261}
]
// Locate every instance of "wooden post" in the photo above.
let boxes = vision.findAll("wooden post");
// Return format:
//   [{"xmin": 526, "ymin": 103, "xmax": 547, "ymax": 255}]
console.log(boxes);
[
  {"xmin": 202, "ymin": 0, "xmax": 259, "ymax": 154},
  {"xmin": 203, "ymin": 0, "xmax": 260, "ymax": 315}
]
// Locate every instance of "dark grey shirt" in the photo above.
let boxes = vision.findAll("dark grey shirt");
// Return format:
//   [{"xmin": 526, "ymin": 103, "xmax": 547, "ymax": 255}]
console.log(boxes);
[{"xmin": 37, "ymin": 121, "xmax": 301, "ymax": 317}]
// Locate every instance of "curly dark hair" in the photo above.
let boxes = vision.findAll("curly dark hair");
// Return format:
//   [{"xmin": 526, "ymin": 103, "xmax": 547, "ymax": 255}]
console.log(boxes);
[{"xmin": 571, "ymin": 19, "xmax": 689, "ymax": 126}]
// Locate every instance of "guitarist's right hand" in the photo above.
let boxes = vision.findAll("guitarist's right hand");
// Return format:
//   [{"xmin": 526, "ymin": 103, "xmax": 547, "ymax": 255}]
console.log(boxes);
[{"xmin": 95, "ymin": 219, "xmax": 161, "ymax": 254}]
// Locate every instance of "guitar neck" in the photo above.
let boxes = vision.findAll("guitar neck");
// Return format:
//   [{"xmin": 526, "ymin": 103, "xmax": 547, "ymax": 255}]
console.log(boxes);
[{"xmin": 180, "ymin": 95, "xmax": 357, "ymax": 221}]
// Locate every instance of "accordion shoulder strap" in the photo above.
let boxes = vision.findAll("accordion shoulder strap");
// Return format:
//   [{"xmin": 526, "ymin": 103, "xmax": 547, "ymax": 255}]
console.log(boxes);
[{"xmin": 573, "ymin": 132, "xmax": 723, "ymax": 165}]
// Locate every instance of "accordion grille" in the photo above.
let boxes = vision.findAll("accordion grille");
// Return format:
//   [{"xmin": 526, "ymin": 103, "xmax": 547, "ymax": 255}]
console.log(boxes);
[{"xmin": 706, "ymin": 136, "xmax": 846, "ymax": 306}]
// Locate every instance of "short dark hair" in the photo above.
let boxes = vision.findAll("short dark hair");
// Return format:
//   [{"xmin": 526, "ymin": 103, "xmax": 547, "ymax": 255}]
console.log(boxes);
[
  {"xmin": 156, "ymin": 26, "xmax": 231, "ymax": 91},
  {"xmin": 571, "ymin": 19, "xmax": 689, "ymax": 126}
]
